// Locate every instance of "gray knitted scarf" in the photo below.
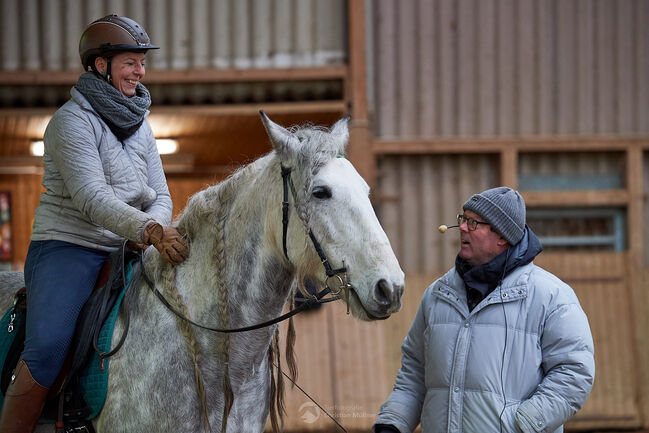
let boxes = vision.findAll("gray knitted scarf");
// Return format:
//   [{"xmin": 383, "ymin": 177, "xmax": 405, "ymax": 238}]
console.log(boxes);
[{"xmin": 75, "ymin": 72, "xmax": 152, "ymax": 141}]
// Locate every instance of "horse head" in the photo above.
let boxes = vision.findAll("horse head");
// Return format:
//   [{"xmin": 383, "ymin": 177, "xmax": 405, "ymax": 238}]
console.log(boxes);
[{"xmin": 260, "ymin": 111, "xmax": 405, "ymax": 320}]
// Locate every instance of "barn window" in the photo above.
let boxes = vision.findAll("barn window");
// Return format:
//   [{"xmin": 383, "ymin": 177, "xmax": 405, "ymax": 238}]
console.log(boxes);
[
  {"xmin": 527, "ymin": 208, "xmax": 625, "ymax": 251},
  {"xmin": 518, "ymin": 151, "xmax": 625, "ymax": 191}
]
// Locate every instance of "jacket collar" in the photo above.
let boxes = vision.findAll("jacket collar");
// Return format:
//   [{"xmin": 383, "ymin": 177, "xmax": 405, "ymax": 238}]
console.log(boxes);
[{"xmin": 435, "ymin": 261, "xmax": 534, "ymax": 314}]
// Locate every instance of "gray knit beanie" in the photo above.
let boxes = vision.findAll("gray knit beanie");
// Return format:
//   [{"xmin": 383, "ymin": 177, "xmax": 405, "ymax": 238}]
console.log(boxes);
[{"xmin": 462, "ymin": 186, "xmax": 526, "ymax": 245}]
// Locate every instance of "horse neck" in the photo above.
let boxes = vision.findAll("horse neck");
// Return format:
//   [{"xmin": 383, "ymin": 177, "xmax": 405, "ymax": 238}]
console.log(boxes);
[{"xmin": 174, "ymin": 154, "xmax": 295, "ymax": 329}]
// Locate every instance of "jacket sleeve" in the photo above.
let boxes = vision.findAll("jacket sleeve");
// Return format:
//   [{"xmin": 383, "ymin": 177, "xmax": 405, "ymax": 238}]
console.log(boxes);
[
  {"xmin": 45, "ymin": 111, "xmax": 157, "ymax": 243},
  {"xmin": 140, "ymin": 122, "xmax": 172, "ymax": 225},
  {"xmin": 374, "ymin": 290, "xmax": 429, "ymax": 433},
  {"xmin": 515, "ymin": 294, "xmax": 595, "ymax": 433}
]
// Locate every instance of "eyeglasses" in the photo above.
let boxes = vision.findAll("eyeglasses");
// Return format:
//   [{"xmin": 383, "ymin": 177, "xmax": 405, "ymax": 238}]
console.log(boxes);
[{"xmin": 457, "ymin": 214, "xmax": 490, "ymax": 231}]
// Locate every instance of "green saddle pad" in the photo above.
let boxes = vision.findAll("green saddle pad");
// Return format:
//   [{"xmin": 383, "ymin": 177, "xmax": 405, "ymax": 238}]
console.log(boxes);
[
  {"xmin": 0, "ymin": 260, "xmax": 133, "ymax": 420},
  {"xmin": 78, "ymin": 260, "xmax": 132, "ymax": 419}
]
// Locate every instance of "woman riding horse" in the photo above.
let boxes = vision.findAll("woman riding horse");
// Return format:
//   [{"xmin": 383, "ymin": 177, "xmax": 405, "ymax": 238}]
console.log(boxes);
[{"xmin": 0, "ymin": 15, "xmax": 188, "ymax": 432}]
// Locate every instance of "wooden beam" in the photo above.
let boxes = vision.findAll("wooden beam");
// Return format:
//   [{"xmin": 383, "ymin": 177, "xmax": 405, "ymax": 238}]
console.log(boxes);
[
  {"xmin": 374, "ymin": 137, "xmax": 649, "ymax": 154},
  {"xmin": 346, "ymin": 0, "xmax": 375, "ymax": 186},
  {"xmin": 627, "ymin": 147, "xmax": 644, "ymax": 266},
  {"xmin": 148, "ymin": 101, "xmax": 346, "ymax": 116},
  {"xmin": 521, "ymin": 189, "xmax": 629, "ymax": 207},
  {"xmin": 500, "ymin": 147, "xmax": 518, "ymax": 188},
  {"xmin": 0, "ymin": 66, "xmax": 348, "ymax": 86},
  {"xmin": 348, "ymin": 0, "xmax": 368, "ymax": 121},
  {"xmin": 0, "ymin": 156, "xmax": 43, "ymax": 175},
  {"xmin": 0, "ymin": 101, "xmax": 346, "ymax": 119},
  {"xmin": 374, "ymin": 139, "xmax": 507, "ymax": 154}
]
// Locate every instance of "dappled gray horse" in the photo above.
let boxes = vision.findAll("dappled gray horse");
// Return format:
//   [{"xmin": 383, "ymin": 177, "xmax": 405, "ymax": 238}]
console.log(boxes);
[{"xmin": 1, "ymin": 112, "xmax": 404, "ymax": 432}]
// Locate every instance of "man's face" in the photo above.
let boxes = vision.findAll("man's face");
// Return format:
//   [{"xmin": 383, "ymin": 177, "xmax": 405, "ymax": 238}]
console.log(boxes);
[{"xmin": 458, "ymin": 210, "xmax": 509, "ymax": 266}]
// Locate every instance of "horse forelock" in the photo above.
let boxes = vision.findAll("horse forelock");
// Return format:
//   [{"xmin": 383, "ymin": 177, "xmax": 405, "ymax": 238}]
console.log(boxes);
[{"xmin": 289, "ymin": 124, "xmax": 343, "ymax": 174}]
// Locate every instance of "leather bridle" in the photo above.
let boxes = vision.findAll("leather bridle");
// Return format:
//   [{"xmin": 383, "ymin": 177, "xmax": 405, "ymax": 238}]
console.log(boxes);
[{"xmin": 141, "ymin": 162, "xmax": 353, "ymax": 334}]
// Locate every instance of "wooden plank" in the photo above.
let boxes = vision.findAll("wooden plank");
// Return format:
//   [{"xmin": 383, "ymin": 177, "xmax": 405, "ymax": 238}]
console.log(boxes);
[
  {"xmin": 557, "ymin": 0, "xmax": 577, "ymax": 134},
  {"xmin": 378, "ymin": 157, "xmax": 402, "ymax": 263},
  {"xmin": 373, "ymin": 137, "xmax": 649, "ymax": 154},
  {"xmin": 348, "ymin": 0, "xmax": 368, "ymax": 121},
  {"xmin": 418, "ymin": 0, "xmax": 437, "ymax": 137},
  {"xmin": 522, "ymin": 189, "xmax": 629, "ymax": 207},
  {"xmin": 348, "ymin": 125, "xmax": 374, "ymax": 187},
  {"xmin": 637, "ymin": 0, "xmax": 649, "ymax": 134},
  {"xmin": 457, "ymin": 0, "xmax": 476, "ymax": 136},
  {"xmin": 577, "ymin": 0, "xmax": 596, "ymax": 134},
  {"xmin": 497, "ymin": 0, "xmax": 516, "ymax": 135},
  {"xmin": 421, "ymin": 156, "xmax": 439, "ymax": 272},
  {"xmin": 439, "ymin": 0, "xmax": 457, "ymax": 136},
  {"xmin": 617, "ymin": 0, "xmax": 635, "ymax": 133},
  {"xmin": 347, "ymin": 0, "xmax": 374, "ymax": 186},
  {"xmin": 0, "ymin": 66, "xmax": 348, "ymax": 85},
  {"xmin": 478, "ymin": 0, "xmax": 497, "ymax": 135},
  {"xmin": 374, "ymin": 0, "xmax": 397, "ymax": 138},
  {"xmin": 148, "ymin": 101, "xmax": 346, "ymax": 116},
  {"xmin": 500, "ymin": 147, "xmax": 518, "ymax": 188},
  {"xmin": 400, "ymin": 156, "xmax": 421, "ymax": 273},
  {"xmin": 596, "ymin": 0, "xmax": 616, "ymax": 133},
  {"xmin": 397, "ymin": 0, "xmax": 418, "ymax": 137},
  {"xmin": 537, "ymin": 0, "xmax": 556, "ymax": 133},
  {"xmin": 517, "ymin": 0, "xmax": 536, "ymax": 135},
  {"xmin": 627, "ymin": 147, "xmax": 643, "ymax": 267}
]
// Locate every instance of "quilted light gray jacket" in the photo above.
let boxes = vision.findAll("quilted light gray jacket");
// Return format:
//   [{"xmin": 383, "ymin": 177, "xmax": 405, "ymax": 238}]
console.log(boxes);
[
  {"xmin": 31, "ymin": 87, "xmax": 172, "ymax": 251},
  {"xmin": 375, "ymin": 261, "xmax": 595, "ymax": 433}
]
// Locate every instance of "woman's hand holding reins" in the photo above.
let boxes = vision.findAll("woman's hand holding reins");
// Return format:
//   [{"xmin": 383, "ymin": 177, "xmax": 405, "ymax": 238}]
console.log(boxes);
[{"xmin": 143, "ymin": 222, "xmax": 189, "ymax": 265}]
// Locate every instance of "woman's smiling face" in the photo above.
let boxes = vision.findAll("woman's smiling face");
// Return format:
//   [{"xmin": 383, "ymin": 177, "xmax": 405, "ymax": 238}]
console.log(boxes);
[{"xmin": 95, "ymin": 52, "xmax": 146, "ymax": 97}]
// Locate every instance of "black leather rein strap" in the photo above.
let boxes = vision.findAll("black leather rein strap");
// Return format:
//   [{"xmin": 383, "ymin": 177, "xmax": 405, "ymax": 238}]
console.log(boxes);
[{"xmin": 141, "ymin": 267, "xmax": 336, "ymax": 333}]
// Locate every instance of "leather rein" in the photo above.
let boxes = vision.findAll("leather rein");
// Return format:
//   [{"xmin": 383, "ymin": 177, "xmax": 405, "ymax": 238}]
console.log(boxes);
[{"xmin": 141, "ymin": 162, "xmax": 353, "ymax": 334}]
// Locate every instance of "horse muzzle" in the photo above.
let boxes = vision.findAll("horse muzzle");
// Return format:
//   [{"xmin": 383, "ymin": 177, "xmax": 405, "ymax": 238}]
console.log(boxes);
[{"xmin": 370, "ymin": 278, "xmax": 404, "ymax": 317}]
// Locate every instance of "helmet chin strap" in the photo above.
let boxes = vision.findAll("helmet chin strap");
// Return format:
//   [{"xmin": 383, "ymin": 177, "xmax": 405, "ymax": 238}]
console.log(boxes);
[
  {"xmin": 94, "ymin": 57, "xmax": 113, "ymax": 84},
  {"xmin": 104, "ymin": 57, "xmax": 113, "ymax": 84}
]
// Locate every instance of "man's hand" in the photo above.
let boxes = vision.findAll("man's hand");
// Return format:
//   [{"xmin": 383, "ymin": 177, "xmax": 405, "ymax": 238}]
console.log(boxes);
[{"xmin": 143, "ymin": 222, "xmax": 189, "ymax": 265}]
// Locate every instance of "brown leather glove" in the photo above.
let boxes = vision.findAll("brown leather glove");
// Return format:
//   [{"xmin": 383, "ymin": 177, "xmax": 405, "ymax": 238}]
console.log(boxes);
[{"xmin": 143, "ymin": 222, "xmax": 189, "ymax": 265}]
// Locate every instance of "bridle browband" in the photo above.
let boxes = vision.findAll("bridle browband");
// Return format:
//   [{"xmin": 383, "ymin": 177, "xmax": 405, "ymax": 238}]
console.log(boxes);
[{"xmin": 141, "ymin": 161, "xmax": 353, "ymax": 334}]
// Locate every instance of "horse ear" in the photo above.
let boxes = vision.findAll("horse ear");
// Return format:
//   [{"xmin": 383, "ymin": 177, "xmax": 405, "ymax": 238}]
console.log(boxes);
[
  {"xmin": 330, "ymin": 117, "xmax": 350, "ymax": 147},
  {"xmin": 259, "ymin": 110, "xmax": 299, "ymax": 157}
]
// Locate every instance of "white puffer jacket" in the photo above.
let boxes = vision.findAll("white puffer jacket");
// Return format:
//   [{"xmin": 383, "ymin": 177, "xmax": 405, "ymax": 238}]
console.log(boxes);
[
  {"xmin": 375, "ymin": 261, "xmax": 595, "ymax": 433},
  {"xmin": 31, "ymin": 87, "xmax": 172, "ymax": 251}
]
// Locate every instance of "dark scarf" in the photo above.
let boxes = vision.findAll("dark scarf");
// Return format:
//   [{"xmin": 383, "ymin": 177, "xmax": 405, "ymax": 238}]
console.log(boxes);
[
  {"xmin": 456, "ymin": 226, "xmax": 543, "ymax": 311},
  {"xmin": 74, "ymin": 72, "xmax": 151, "ymax": 141}
]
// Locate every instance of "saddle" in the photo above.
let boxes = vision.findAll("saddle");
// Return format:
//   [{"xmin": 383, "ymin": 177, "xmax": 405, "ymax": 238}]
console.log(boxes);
[{"xmin": 0, "ymin": 250, "xmax": 137, "ymax": 431}]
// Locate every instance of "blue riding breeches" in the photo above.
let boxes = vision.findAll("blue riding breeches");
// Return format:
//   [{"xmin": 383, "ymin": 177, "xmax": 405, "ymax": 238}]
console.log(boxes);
[{"xmin": 22, "ymin": 240, "xmax": 109, "ymax": 387}]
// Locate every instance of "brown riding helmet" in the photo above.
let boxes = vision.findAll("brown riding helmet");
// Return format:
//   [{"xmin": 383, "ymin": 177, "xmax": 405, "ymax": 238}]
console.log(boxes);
[{"xmin": 79, "ymin": 14, "xmax": 159, "ymax": 70}]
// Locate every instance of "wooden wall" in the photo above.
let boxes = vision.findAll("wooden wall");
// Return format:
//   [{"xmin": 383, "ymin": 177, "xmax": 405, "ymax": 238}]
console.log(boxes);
[{"xmin": 370, "ymin": 0, "xmax": 649, "ymax": 139}]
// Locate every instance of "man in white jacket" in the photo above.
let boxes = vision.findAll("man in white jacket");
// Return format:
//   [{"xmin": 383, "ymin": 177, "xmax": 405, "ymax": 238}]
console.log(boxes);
[{"xmin": 374, "ymin": 187, "xmax": 595, "ymax": 433}]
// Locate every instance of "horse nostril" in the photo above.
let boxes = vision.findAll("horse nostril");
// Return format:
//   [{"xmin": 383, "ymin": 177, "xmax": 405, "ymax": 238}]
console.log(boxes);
[
  {"xmin": 394, "ymin": 283, "xmax": 404, "ymax": 300},
  {"xmin": 374, "ymin": 279, "xmax": 393, "ymax": 307}
]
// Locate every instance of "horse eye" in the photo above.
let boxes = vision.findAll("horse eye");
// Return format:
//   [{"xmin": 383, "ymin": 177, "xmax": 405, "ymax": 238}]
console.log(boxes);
[{"xmin": 312, "ymin": 186, "xmax": 332, "ymax": 199}]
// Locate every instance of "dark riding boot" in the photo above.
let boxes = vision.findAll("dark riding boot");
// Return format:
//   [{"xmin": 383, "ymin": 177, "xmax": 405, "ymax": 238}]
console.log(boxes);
[{"xmin": 0, "ymin": 359, "xmax": 49, "ymax": 433}]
